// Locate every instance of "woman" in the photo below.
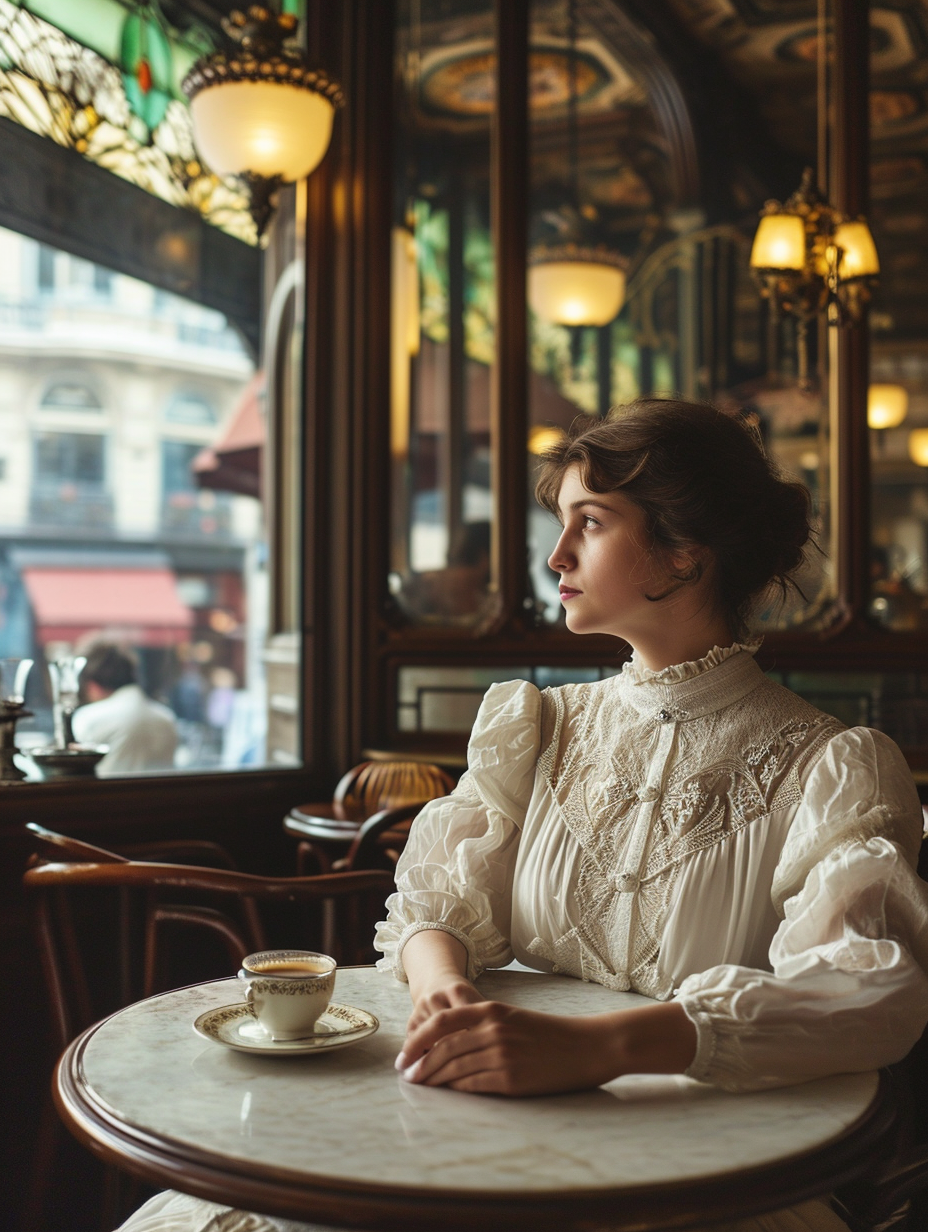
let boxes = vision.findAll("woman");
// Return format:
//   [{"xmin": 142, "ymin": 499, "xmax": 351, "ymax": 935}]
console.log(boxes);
[
  {"xmin": 121, "ymin": 400, "xmax": 928, "ymax": 1232},
  {"xmin": 373, "ymin": 400, "xmax": 928, "ymax": 1229}
]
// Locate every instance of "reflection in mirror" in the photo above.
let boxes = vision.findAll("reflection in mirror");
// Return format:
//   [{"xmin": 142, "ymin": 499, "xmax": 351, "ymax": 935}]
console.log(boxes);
[
  {"xmin": 527, "ymin": 0, "xmax": 837, "ymax": 633},
  {"xmin": 389, "ymin": 0, "xmax": 496, "ymax": 627},
  {"xmin": 868, "ymin": 4, "xmax": 928, "ymax": 632}
]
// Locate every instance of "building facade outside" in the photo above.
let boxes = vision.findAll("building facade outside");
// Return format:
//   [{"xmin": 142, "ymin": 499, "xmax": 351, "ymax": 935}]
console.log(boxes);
[{"xmin": 0, "ymin": 223, "xmax": 267, "ymax": 770}]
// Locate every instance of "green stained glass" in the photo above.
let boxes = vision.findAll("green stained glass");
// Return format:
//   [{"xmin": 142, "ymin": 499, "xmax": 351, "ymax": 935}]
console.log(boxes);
[
  {"xmin": 120, "ymin": 5, "xmax": 172, "ymax": 131},
  {"xmin": 0, "ymin": 0, "xmax": 256, "ymax": 245}
]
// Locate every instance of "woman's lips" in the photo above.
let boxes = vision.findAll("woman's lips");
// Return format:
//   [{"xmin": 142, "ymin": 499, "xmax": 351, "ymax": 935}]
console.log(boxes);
[{"xmin": 559, "ymin": 587, "xmax": 582, "ymax": 601}]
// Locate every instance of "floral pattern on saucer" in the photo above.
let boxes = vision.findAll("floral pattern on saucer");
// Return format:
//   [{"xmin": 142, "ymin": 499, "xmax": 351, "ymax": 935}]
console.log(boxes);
[{"xmin": 193, "ymin": 1002, "xmax": 379, "ymax": 1055}]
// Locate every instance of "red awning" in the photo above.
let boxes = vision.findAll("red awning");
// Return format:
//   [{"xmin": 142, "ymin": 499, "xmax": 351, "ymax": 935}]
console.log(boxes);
[
  {"xmin": 193, "ymin": 370, "xmax": 264, "ymax": 499},
  {"xmin": 22, "ymin": 567, "xmax": 194, "ymax": 647}
]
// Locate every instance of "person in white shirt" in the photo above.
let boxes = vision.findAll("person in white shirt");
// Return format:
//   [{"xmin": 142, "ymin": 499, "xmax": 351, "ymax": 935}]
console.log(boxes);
[
  {"xmin": 72, "ymin": 643, "xmax": 177, "ymax": 776},
  {"xmin": 119, "ymin": 400, "xmax": 928, "ymax": 1232}
]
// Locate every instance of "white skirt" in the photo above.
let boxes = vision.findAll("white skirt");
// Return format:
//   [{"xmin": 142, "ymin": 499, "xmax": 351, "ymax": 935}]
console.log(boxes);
[{"xmin": 117, "ymin": 1189, "xmax": 852, "ymax": 1232}]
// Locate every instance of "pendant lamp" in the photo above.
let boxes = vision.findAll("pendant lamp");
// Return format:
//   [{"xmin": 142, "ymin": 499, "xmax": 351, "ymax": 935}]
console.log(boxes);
[
  {"xmin": 528, "ymin": 0, "xmax": 626, "ymax": 327},
  {"xmin": 182, "ymin": 6, "xmax": 344, "ymax": 236}
]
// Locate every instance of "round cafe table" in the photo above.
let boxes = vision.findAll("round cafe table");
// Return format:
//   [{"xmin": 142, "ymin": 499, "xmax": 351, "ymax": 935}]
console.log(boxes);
[{"xmin": 54, "ymin": 967, "xmax": 894, "ymax": 1232}]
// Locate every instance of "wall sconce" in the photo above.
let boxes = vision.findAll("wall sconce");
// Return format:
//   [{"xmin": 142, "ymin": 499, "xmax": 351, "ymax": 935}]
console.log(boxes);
[
  {"xmin": 182, "ymin": 6, "xmax": 344, "ymax": 237},
  {"xmin": 750, "ymin": 168, "xmax": 879, "ymax": 386},
  {"xmin": 868, "ymin": 384, "xmax": 908, "ymax": 430},
  {"xmin": 908, "ymin": 429, "xmax": 928, "ymax": 468}
]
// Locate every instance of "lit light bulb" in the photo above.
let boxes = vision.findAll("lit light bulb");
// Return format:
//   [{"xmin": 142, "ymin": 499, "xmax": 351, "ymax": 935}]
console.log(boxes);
[
  {"xmin": 528, "ymin": 425, "xmax": 566, "ymax": 455},
  {"xmin": 749, "ymin": 213, "xmax": 805, "ymax": 271},
  {"xmin": 908, "ymin": 429, "xmax": 928, "ymax": 467},
  {"xmin": 868, "ymin": 384, "xmax": 908, "ymax": 430},
  {"xmin": 528, "ymin": 261, "xmax": 626, "ymax": 327}
]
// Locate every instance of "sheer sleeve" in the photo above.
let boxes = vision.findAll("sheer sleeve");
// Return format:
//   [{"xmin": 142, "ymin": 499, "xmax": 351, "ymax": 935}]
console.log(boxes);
[
  {"xmin": 677, "ymin": 727, "xmax": 928, "ymax": 1091},
  {"xmin": 374, "ymin": 679, "xmax": 542, "ymax": 982}
]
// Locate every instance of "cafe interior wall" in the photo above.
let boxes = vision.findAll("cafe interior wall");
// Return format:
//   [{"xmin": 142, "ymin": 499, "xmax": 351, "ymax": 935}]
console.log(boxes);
[{"xmin": 4, "ymin": 1, "xmax": 928, "ymax": 1229}]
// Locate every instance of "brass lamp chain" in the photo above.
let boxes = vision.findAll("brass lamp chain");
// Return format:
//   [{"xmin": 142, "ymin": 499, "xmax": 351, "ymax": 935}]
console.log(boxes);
[{"xmin": 567, "ymin": 0, "xmax": 580, "ymax": 216}]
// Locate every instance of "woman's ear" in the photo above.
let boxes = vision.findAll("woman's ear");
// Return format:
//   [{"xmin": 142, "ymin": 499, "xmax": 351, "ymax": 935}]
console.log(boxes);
[{"xmin": 667, "ymin": 545, "xmax": 707, "ymax": 584}]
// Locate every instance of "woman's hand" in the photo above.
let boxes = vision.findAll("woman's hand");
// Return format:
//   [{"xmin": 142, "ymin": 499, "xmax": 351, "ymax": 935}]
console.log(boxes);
[
  {"xmin": 400, "ymin": 928, "xmax": 479, "ymax": 1035},
  {"xmin": 405, "ymin": 976, "xmax": 484, "ymax": 1033},
  {"xmin": 397, "ymin": 999, "xmax": 698, "ymax": 1097}
]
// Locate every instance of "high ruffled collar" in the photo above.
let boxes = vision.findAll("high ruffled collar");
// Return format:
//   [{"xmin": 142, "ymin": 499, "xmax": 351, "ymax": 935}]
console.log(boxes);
[
  {"xmin": 622, "ymin": 639, "xmax": 762, "ymax": 686},
  {"xmin": 613, "ymin": 639, "xmax": 765, "ymax": 723}
]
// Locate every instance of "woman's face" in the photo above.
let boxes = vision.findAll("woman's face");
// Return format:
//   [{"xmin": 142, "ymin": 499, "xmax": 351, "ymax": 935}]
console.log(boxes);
[{"xmin": 547, "ymin": 465, "xmax": 675, "ymax": 641}]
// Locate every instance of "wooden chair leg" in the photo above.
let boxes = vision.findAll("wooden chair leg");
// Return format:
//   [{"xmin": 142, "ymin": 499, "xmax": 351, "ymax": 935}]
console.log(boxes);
[{"xmin": 19, "ymin": 1091, "xmax": 61, "ymax": 1232}]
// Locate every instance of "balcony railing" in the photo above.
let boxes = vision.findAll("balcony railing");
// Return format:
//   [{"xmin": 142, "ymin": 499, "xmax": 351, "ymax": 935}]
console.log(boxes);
[
  {"xmin": 161, "ymin": 491, "xmax": 234, "ymax": 539},
  {"xmin": 0, "ymin": 298, "xmax": 244, "ymax": 353},
  {"xmin": 30, "ymin": 484, "xmax": 114, "ymax": 531}
]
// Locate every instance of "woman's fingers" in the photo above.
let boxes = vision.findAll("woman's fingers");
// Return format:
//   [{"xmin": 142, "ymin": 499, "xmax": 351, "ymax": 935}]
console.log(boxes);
[{"xmin": 402, "ymin": 1000, "xmax": 505, "ymax": 1067}]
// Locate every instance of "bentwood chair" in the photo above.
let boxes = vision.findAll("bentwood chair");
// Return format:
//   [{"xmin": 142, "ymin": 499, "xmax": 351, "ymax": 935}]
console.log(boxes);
[
  {"xmin": 284, "ymin": 758, "xmax": 455, "ymax": 874},
  {"xmin": 23, "ymin": 825, "xmax": 394, "ymax": 1231},
  {"xmin": 333, "ymin": 801, "xmax": 424, "ymax": 872}
]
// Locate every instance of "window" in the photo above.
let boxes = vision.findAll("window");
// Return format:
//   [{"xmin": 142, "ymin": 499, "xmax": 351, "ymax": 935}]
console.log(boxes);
[
  {"xmin": 40, "ymin": 383, "xmax": 103, "ymax": 411},
  {"xmin": 37, "ymin": 243, "xmax": 55, "ymax": 291},
  {"xmin": 165, "ymin": 393, "xmax": 218, "ymax": 426},
  {"xmin": 0, "ymin": 224, "xmax": 279, "ymax": 775},
  {"xmin": 34, "ymin": 432, "xmax": 106, "ymax": 487}
]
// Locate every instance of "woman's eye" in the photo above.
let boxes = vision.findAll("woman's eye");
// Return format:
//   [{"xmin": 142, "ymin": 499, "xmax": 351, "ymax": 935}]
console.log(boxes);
[{"xmin": 583, "ymin": 515, "xmax": 599, "ymax": 529}]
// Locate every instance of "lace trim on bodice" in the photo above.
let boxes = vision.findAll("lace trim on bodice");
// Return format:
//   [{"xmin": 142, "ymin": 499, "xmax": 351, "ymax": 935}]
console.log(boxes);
[
  {"xmin": 535, "ymin": 661, "xmax": 844, "ymax": 999},
  {"xmin": 621, "ymin": 639, "xmax": 763, "ymax": 686}
]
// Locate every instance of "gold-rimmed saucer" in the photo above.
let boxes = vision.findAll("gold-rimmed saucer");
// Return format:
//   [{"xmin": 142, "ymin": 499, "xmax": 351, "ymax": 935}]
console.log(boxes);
[{"xmin": 193, "ymin": 1002, "xmax": 378, "ymax": 1055}]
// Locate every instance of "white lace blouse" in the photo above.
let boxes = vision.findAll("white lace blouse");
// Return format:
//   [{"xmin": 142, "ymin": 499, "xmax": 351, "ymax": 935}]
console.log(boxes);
[{"xmin": 374, "ymin": 644, "xmax": 928, "ymax": 1092}]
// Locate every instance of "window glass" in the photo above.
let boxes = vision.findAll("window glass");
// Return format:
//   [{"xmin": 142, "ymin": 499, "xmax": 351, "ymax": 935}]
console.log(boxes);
[
  {"xmin": 0, "ymin": 223, "xmax": 271, "ymax": 774},
  {"xmin": 35, "ymin": 431, "xmax": 106, "ymax": 487},
  {"xmin": 526, "ymin": 0, "xmax": 835, "ymax": 633},
  {"xmin": 40, "ymin": 383, "xmax": 102, "ymax": 411},
  {"xmin": 868, "ymin": 9, "xmax": 928, "ymax": 633},
  {"xmin": 165, "ymin": 393, "xmax": 218, "ymax": 426},
  {"xmin": 388, "ymin": 0, "xmax": 496, "ymax": 627}
]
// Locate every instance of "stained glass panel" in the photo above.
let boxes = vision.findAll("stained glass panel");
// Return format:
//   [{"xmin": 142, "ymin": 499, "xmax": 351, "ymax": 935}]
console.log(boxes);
[{"xmin": 0, "ymin": 0, "xmax": 257, "ymax": 244}]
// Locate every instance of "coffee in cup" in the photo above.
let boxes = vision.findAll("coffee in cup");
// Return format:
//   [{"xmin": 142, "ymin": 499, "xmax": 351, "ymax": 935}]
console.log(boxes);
[{"xmin": 238, "ymin": 949, "xmax": 336, "ymax": 1040}]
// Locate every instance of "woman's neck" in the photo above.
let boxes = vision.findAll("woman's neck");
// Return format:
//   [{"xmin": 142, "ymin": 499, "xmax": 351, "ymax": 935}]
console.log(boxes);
[{"xmin": 625, "ymin": 615, "xmax": 736, "ymax": 674}]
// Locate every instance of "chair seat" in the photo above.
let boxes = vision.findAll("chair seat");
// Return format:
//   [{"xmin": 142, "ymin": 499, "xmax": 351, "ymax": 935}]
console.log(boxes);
[{"xmin": 285, "ymin": 806, "xmax": 362, "ymax": 843}]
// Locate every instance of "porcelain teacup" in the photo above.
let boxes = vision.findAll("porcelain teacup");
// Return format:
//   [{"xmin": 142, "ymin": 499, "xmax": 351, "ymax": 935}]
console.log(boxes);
[{"xmin": 237, "ymin": 949, "xmax": 336, "ymax": 1040}]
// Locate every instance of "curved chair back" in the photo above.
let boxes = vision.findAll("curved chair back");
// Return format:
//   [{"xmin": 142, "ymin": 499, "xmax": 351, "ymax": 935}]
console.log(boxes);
[
  {"xmin": 24, "ymin": 828, "xmax": 394, "ymax": 1052},
  {"xmin": 339, "ymin": 801, "xmax": 424, "ymax": 872},
  {"xmin": 332, "ymin": 759, "xmax": 455, "ymax": 820}
]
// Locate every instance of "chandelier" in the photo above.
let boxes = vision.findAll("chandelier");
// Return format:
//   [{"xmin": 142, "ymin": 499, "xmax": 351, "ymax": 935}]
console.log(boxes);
[
  {"xmin": 749, "ymin": 168, "xmax": 879, "ymax": 386},
  {"xmin": 182, "ymin": 6, "xmax": 344, "ymax": 236}
]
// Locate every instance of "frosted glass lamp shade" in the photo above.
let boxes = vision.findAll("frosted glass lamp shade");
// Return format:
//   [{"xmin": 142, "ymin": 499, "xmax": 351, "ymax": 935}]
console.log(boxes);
[
  {"xmin": 868, "ymin": 384, "xmax": 908, "ymax": 430},
  {"xmin": 528, "ymin": 425, "xmax": 566, "ymax": 455},
  {"xmin": 528, "ymin": 261, "xmax": 626, "ymax": 327},
  {"xmin": 908, "ymin": 429, "xmax": 928, "ymax": 467},
  {"xmin": 749, "ymin": 213, "xmax": 805, "ymax": 271},
  {"xmin": 833, "ymin": 221, "xmax": 880, "ymax": 279},
  {"xmin": 190, "ymin": 81, "xmax": 334, "ymax": 180}
]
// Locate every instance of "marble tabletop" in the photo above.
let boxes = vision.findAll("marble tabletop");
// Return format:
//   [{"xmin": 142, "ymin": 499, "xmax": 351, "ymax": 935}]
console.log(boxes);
[{"xmin": 57, "ymin": 967, "xmax": 889, "ymax": 1229}]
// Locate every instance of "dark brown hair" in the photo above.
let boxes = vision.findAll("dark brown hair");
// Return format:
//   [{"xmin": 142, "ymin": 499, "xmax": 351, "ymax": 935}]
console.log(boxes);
[
  {"xmin": 80, "ymin": 643, "xmax": 139, "ymax": 693},
  {"xmin": 535, "ymin": 398, "xmax": 813, "ymax": 639}
]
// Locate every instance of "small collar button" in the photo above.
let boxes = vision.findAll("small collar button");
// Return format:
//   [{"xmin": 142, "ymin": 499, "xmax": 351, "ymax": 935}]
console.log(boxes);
[
  {"xmin": 637, "ymin": 784, "xmax": 660, "ymax": 803},
  {"xmin": 657, "ymin": 708, "xmax": 673, "ymax": 723},
  {"xmin": 616, "ymin": 871, "xmax": 639, "ymax": 893}
]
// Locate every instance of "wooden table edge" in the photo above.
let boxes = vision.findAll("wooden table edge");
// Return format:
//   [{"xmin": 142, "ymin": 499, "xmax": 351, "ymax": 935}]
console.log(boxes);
[{"xmin": 54, "ymin": 1012, "xmax": 898, "ymax": 1232}]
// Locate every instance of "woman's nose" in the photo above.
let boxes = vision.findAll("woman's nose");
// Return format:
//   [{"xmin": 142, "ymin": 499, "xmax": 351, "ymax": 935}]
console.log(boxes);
[{"xmin": 548, "ymin": 529, "xmax": 574, "ymax": 573}]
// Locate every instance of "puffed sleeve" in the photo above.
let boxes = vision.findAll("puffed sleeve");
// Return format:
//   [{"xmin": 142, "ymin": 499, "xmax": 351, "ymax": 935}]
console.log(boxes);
[
  {"xmin": 374, "ymin": 679, "xmax": 542, "ymax": 982},
  {"xmin": 677, "ymin": 727, "xmax": 928, "ymax": 1091}
]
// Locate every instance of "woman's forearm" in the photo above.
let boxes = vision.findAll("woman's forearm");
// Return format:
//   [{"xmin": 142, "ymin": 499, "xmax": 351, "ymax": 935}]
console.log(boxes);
[
  {"xmin": 584, "ymin": 1000, "xmax": 698, "ymax": 1084},
  {"xmin": 401, "ymin": 928, "xmax": 470, "ymax": 1002}
]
